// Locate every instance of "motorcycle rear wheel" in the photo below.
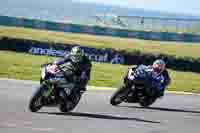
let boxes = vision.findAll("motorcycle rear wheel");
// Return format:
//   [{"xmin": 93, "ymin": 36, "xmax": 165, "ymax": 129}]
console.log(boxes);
[
  {"xmin": 139, "ymin": 97, "xmax": 157, "ymax": 107},
  {"xmin": 59, "ymin": 91, "xmax": 81, "ymax": 112}
]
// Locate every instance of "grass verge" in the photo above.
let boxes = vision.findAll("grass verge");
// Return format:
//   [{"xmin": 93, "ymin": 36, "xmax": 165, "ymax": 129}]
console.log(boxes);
[
  {"xmin": 0, "ymin": 26, "xmax": 200, "ymax": 59},
  {"xmin": 0, "ymin": 51, "xmax": 200, "ymax": 92}
]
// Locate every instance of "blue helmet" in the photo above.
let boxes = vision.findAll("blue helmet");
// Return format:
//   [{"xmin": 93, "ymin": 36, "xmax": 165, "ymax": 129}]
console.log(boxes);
[{"xmin": 152, "ymin": 59, "xmax": 166, "ymax": 74}]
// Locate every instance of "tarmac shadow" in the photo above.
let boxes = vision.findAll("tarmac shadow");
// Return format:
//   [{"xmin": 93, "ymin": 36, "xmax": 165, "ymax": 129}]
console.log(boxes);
[
  {"xmin": 37, "ymin": 111, "xmax": 160, "ymax": 124},
  {"xmin": 119, "ymin": 105, "xmax": 200, "ymax": 114}
]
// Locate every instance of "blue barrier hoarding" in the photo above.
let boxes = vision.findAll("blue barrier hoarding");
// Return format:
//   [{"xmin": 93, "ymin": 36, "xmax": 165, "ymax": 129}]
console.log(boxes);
[
  {"xmin": 149, "ymin": 32, "xmax": 163, "ymax": 40},
  {"xmin": 27, "ymin": 44, "xmax": 125, "ymax": 65},
  {"xmin": 22, "ymin": 18, "xmax": 35, "ymax": 28}
]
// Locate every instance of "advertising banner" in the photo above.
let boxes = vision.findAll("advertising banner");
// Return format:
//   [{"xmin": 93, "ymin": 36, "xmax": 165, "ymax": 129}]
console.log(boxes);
[
  {"xmin": 28, "ymin": 46, "xmax": 125, "ymax": 65},
  {"xmin": 0, "ymin": 37, "xmax": 125, "ymax": 65}
]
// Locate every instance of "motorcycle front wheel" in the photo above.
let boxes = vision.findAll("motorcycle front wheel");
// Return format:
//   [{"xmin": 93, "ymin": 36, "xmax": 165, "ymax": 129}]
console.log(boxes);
[
  {"xmin": 110, "ymin": 85, "xmax": 129, "ymax": 106},
  {"xmin": 28, "ymin": 85, "xmax": 46, "ymax": 112}
]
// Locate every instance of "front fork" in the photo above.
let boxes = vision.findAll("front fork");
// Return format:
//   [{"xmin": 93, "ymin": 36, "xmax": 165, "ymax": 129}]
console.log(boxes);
[{"xmin": 40, "ymin": 80, "xmax": 55, "ymax": 98}]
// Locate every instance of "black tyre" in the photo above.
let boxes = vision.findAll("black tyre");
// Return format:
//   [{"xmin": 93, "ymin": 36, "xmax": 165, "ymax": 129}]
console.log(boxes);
[
  {"xmin": 110, "ymin": 85, "xmax": 129, "ymax": 106},
  {"xmin": 59, "ymin": 91, "xmax": 81, "ymax": 112},
  {"xmin": 29, "ymin": 85, "xmax": 45, "ymax": 112},
  {"xmin": 139, "ymin": 97, "xmax": 156, "ymax": 107}
]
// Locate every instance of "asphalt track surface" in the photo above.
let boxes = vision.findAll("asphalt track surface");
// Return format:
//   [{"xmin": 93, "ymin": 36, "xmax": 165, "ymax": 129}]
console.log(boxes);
[{"xmin": 0, "ymin": 79, "xmax": 200, "ymax": 133}]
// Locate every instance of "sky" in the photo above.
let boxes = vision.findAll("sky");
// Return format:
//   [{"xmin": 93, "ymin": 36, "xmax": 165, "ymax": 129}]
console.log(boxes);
[{"xmin": 75, "ymin": 0, "xmax": 200, "ymax": 16}]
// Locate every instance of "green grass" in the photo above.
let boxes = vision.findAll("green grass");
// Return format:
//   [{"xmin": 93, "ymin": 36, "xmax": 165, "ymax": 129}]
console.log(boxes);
[
  {"xmin": 1, "ymin": 51, "xmax": 200, "ymax": 92},
  {"xmin": 1, "ymin": 26, "xmax": 200, "ymax": 59}
]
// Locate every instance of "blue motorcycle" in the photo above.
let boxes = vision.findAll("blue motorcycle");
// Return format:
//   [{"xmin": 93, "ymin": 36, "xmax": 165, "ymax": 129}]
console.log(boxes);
[{"xmin": 110, "ymin": 65, "xmax": 164, "ymax": 107}]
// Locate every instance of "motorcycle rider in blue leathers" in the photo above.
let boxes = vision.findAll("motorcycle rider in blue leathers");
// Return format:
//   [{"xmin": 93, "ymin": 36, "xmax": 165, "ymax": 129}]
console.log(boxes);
[
  {"xmin": 128, "ymin": 59, "xmax": 171, "ymax": 98},
  {"xmin": 150, "ymin": 59, "xmax": 171, "ymax": 97}
]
